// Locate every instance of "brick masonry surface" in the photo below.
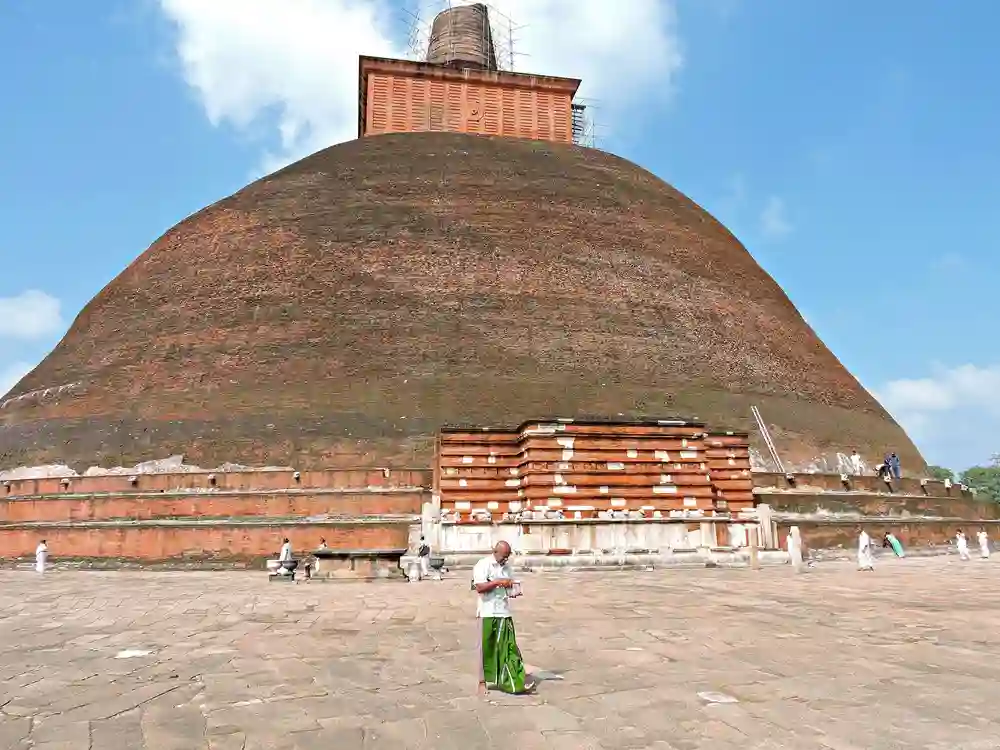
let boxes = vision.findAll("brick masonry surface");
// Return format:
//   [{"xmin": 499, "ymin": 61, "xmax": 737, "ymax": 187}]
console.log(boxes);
[
  {"xmin": 0, "ymin": 132, "xmax": 922, "ymax": 473},
  {"xmin": 2, "ymin": 558, "xmax": 999, "ymax": 749},
  {"xmin": 0, "ymin": 491, "xmax": 426, "ymax": 523},
  {"xmin": 0, "ymin": 522, "xmax": 410, "ymax": 562}
]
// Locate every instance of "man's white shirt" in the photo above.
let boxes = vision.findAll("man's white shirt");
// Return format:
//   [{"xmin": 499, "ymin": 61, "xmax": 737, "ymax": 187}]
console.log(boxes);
[{"xmin": 473, "ymin": 556, "xmax": 512, "ymax": 618}]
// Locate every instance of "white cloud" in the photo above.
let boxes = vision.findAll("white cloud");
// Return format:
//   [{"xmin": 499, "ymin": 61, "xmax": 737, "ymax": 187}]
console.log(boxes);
[
  {"xmin": 157, "ymin": 0, "xmax": 683, "ymax": 171},
  {"xmin": 759, "ymin": 195, "xmax": 792, "ymax": 240},
  {"xmin": 0, "ymin": 290, "xmax": 64, "ymax": 341},
  {"xmin": 0, "ymin": 361, "xmax": 32, "ymax": 397},
  {"xmin": 875, "ymin": 363, "xmax": 1000, "ymax": 469},
  {"xmin": 879, "ymin": 365, "xmax": 1000, "ymax": 415}
]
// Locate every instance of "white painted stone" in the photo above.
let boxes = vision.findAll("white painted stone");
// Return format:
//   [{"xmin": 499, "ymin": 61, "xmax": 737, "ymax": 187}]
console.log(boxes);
[
  {"xmin": 115, "ymin": 649, "xmax": 153, "ymax": 659},
  {"xmin": 698, "ymin": 692, "xmax": 738, "ymax": 704}
]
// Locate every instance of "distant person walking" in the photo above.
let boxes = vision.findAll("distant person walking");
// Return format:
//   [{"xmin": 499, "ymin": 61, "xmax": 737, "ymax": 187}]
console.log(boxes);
[
  {"xmin": 977, "ymin": 528, "xmax": 990, "ymax": 559},
  {"xmin": 956, "ymin": 530, "xmax": 971, "ymax": 561},
  {"xmin": 850, "ymin": 450, "xmax": 864, "ymax": 475},
  {"xmin": 35, "ymin": 539, "xmax": 48, "ymax": 574},
  {"xmin": 883, "ymin": 531, "xmax": 905, "ymax": 558},
  {"xmin": 857, "ymin": 528, "xmax": 875, "ymax": 571},
  {"xmin": 419, "ymin": 535, "xmax": 432, "ymax": 578}
]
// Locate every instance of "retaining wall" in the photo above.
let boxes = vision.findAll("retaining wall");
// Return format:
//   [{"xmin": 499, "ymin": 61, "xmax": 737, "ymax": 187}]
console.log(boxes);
[
  {"xmin": 778, "ymin": 519, "xmax": 1000, "ymax": 553},
  {"xmin": 1, "ymin": 468, "xmax": 432, "ymax": 498},
  {"xmin": 0, "ymin": 489, "xmax": 426, "ymax": 523},
  {"xmin": 0, "ymin": 518, "xmax": 413, "ymax": 564}
]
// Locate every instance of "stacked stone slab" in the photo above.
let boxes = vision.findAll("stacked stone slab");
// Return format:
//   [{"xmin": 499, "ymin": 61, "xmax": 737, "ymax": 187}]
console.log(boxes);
[
  {"xmin": 705, "ymin": 432, "xmax": 754, "ymax": 514},
  {"xmin": 437, "ymin": 419, "xmax": 748, "ymax": 518}
]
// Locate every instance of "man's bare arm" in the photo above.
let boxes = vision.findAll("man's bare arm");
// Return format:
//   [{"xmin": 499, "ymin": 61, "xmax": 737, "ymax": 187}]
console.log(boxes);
[{"xmin": 474, "ymin": 579, "xmax": 512, "ymax": 594}]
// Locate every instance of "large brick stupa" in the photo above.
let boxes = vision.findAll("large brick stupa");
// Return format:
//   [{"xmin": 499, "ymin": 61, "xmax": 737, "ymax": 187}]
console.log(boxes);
[{"xmin": 0, "ymin": 4, "xmax": 923, "ymax": 473}]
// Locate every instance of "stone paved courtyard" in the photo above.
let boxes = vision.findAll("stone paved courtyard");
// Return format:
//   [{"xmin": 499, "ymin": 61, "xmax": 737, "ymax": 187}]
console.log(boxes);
[{"xmin": 2, "ymin": 556, "xmax": 999, "ymax": 749}]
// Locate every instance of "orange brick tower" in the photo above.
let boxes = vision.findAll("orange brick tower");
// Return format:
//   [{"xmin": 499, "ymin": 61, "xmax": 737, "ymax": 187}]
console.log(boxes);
[{"xmin": 359, "ymin": 3, "xmax": 582, "ymax": 143}]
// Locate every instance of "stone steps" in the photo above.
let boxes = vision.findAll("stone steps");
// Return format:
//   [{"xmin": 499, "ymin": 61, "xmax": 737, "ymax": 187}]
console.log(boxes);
[
  {"xmin": 1, "ymin": 467, "xmax": 432, "ymax": 497},
  {"xmin": 0, "ymin": 488, "xmax": 428, "ymax": 523},
  {"xmin": 753, "ymin": 471, "xmax": 967, "ymax": 498}
]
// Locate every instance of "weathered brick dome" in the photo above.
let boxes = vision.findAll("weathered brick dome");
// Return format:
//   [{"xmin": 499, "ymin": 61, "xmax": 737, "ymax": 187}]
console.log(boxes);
[{"xmin": 0, "ymin": 132, "xmax": 922, "ymax": 471}]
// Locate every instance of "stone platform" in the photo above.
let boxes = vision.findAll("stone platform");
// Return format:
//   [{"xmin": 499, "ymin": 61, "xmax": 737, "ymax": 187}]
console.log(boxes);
[
  {"xmin": 2, "ymin": 465, "xmax": 996, "ymax": 570},
  {"xmin": 2, "ymin": 558, "xmax": 999, "ymax": 749}
]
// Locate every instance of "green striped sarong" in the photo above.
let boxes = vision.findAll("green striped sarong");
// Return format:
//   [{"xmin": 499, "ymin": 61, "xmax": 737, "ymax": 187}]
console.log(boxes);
[{"xmin": 481, "ymin": 617, "xmax": 527, "ymax": 694}]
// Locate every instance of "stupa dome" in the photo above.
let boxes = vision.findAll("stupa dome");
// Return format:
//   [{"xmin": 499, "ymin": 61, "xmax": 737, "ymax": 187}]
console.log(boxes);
[{"xmin": 0, "ymin": 132, "xmax": 922, "ymax": 472}]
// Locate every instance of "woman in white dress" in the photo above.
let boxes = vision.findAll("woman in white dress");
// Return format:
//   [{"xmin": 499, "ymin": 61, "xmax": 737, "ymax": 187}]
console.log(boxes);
[
  {"xmin": 977, "ymin": 528, "xmax": 990, "ymax": 559},
  {"xmin": 35, "ymin": 539, "xmax": 48, "ymax": 574},
  {"xmin": 956, "ymin": 530, "xmax": 970, "ymax": 561},
  {"xmin": 857, "ymin": 528, "xmax": 874, "ymax": 571}
]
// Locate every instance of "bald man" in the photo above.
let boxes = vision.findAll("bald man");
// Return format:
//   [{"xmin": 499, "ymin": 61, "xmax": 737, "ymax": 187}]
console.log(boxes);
[{"xmin": 473, "ymin": 541, "xmax": 534, "ymax": 695}]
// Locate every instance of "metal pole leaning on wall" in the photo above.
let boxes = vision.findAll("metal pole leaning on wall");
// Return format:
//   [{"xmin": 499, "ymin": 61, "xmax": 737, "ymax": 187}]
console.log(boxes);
[{"xmin": 751, "ymin": 405, "xmax": 785, "ymax": 474}]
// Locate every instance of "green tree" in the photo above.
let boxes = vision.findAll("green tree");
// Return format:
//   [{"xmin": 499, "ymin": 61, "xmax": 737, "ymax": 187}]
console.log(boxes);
[
  {"xmin": 926, "ymin": 465, "xmax": 954, "ymax": 482},
  {"xmin": 959, "ymin": 465, "xmax": 1000, "ymax": 503}
]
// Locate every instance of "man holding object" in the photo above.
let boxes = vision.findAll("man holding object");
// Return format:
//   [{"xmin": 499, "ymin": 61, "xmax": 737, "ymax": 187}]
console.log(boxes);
[{"xmin": 473, "ymin": 541, "xmax": 534, "ymax": 695}]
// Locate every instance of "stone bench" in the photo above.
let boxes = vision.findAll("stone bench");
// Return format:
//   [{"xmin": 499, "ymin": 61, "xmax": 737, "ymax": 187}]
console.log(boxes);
[{"xmin": 311, "ymin": 547, "xmax": 407, "ymax": 580}]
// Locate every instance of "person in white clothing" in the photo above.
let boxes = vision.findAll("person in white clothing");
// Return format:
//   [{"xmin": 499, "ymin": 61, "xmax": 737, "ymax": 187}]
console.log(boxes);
[
  {"xmin": 473, "ymin": 541, "xmax": 533, "ymax": 696},
  {"xmin": 857, "ymin": 528, "xmax": 875, "ymax": 571},
  {"xmin": 977, "ymin": 528, "xmax": 990, "ymax": 559},
  {"xmin": 956, "ymin": 530, "xmax": 970, "ymax": 561},
  {"xmin": 850, "ymin": 450, "xmax": 864, "ymax": 476},
  {"xmin": 277, "ymin": 538, "xmax": 294, "ymax": 575},
  {"xmin": 35, "ymin": 539, "xmax": 48, "ymax": 574}
]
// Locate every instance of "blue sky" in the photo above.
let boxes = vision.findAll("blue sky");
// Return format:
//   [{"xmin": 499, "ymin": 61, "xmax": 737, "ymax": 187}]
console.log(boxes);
[{"xmin": 1, "ymin": 0, "xmax": 998, "ymax": 472}]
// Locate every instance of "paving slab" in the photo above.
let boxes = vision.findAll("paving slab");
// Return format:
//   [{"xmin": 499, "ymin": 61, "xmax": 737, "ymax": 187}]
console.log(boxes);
[{"xmin": 2, "ymin": 557, "xmax": 1000, "ymax": 748}]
